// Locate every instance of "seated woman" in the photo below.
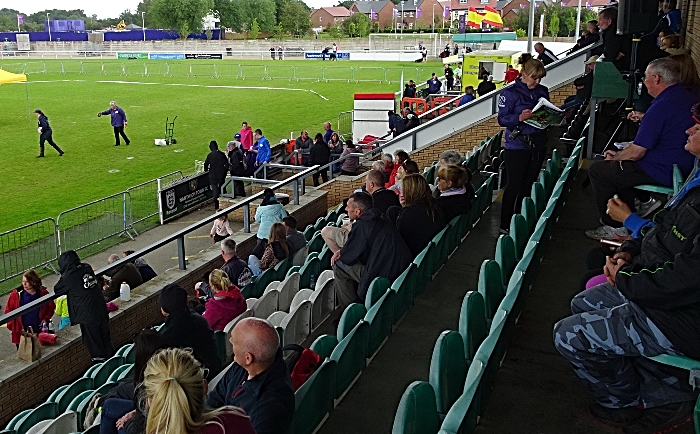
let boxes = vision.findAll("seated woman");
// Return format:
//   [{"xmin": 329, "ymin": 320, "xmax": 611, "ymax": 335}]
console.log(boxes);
[
  {"xmin": 249, "ymin": 222, "xmax": 292, "ymax": 276},
  {"xmin": 387, "ymin": 174, "xmax": 446, "ymax": 257},
  {"xmin": 143, "ymin": 348, "xmax": 255, "ymax": 434},
  {"xmin": 4, "ymin": 269, "xmax": 55, "ymax": 348},
  {"xmin": 436, "ymin": 164, "xmax": 475, "ymax": 223},
  {"xmin": 202, "ymin": 269, "xmax": 246, "ymax": 331},
  {"xmin": 251, "ymin": 188, "xmax": 287, "ymax": 259},
  {"xmin": 388, "ymin": 159, "xmax": 419, "ymax": 194}
]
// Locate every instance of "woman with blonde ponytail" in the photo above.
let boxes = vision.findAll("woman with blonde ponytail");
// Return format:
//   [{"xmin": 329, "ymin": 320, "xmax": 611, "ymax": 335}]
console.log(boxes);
[{"xmin": 143, "ymin": 348, "xmax": 254, "ymax": 434}]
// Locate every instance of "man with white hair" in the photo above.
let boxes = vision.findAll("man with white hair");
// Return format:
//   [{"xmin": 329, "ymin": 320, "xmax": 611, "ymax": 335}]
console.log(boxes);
[
  {"xmin": 101, "ymin": 253, "xmax": 143, "ymax": 301},
  {"xmin": 97, "ymin": 101, "xmax": 130, "ymax": 146},
  {"xmin": 534, "ymin": 42, "xmax": 558, "ymax": 66},
  {"xmin": 207, "ymin": 317, "xmax": 295, "ymax": 434},
  {"xmin": 439, "ymin": 150, "xmax": 462, "ymax": 168},
  {"xmin": 198, "ymin": 238, "xmax": 252, "ymax": 298},
  {"xmin": 586, "ymin": 57, "xmax": 697, "ymax": 240}
]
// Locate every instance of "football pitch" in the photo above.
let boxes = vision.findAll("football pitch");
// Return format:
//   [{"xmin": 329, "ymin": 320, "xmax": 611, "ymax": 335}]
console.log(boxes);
[{"xmin": 0, "ymin": 58, "xmax": 443, "ymax": 233}]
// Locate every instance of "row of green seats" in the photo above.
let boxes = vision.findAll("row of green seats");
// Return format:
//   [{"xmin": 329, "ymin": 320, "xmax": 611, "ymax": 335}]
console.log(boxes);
[{"xmin": 424, "ymin": 131, "xmax": 503, "ymax": 186}]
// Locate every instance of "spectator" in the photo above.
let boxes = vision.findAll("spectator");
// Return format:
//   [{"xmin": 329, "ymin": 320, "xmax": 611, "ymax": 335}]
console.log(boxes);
[
  {"xmin": 321, "ymin": 211, "xmax": 354, "ymax": 254},
  {"xmin": 387, "ymin": 174, "xmax": 446, "ymax": 256},
  {"xmin": 388, "ymin": 111, "xmax": 406, "ymax": 138},
  {"xmin": 240, "ymin": 121, "xmax": 253, "ymax": 151},
  {"xmin": 4, "ymin": 270, "xmax": 55, "ymax": 349},
  {"xmin": 283, "ymin": 216, "xmax": 307, "ymax": 255},
  {"xmin": 254, "ymin": 129, "xmax": 271, "ymax": 169},
  {"xmin": 328, "ymin": 132, "xmax": 343, "ymax": 173},
  {"xmin": 122, "ymin": 250, "xmax": 157, "ymax": 283},
  {"xmin": 444, "ymin": 63, "xmax": 455, "ymax": 90},
  {"xmin": 388, "ymin": 160, "xmax": 419, "ymax": 194},
  {"xmin": 340, "ymin": 140, "xmax": 360, "ymax": 176},
  {"xmin": 204, "ymin": 141, "xmax": 229, "ymax": 211},
  {"xmin": 660, "ymin": 34, "xmax": 689, "ymax": 54},
  {"xmin": 497, "ymin": 58, "xmax": 550, "ymax": 234},
  {"xmin": 55, "ymin": 250, "xmax": 114, "ymax": 362},
  {"xmin": 295, "ymin": 130, "xmax": 312, "ymax": 166},
  {"xmin": 210, "ymin": 213, "xmax": 234, "ymax": 243},
  {"xmin": 99, "ymin": 328, "xmax": 168, "ymax": 434},
  {"xmin": 455, "ymin": 62, "xmax": 462, "ymax": 86},
  {"xmin": 159, "ymin": 283, "xmax": 222, "ymax": 380},
  {"xmin": 654, "ymin": 0, "xmax": 682, "ymax": 36},
  {"xmin": 596, "ymin": 7, "xmax": 632, "ymax": 71},
  {"xmin": 571, "ymin": 20, "xmax": 600, "ymax": 53},
  {"xmin": 203, "ymin": 269, "xmax": 246, "ymax": 331},
  {"xmin": 436, "ymin": 164, "xmax": 475, "ymax": 223},
  {"xmin": 102, "ymin": 254, "xmax": 143, "ymax": 301},
  {"xmin": 403, "ymin": 80, "xmax": 417, "ymax": 98},
  {"xmin": 585, "ymin": 58, "xmax": 696, "ymax": 240},
  {"xmin": 252, "ymin": 189, "xmax": 287, "ymax": 256},
  {"xmin": 227, "ymin": 139, "xmax": 247, "ymax": 197},
  {"xmin": 207, "ymin": 318, "xmax": 295, "ymax": 434},
  {"xmin": 438, "ymin": 149, "xmax": 463, "ymax": 168},
  {"xmin": 372, "ymin": 160, "xmax": 386, "ymax": 172},
  {"xmin": 387, "ymin": 150, "xmax": 409, "ymax": 188},
  {"xmin": 331, "ymin": 192, "xmax": 412, "ymax": 309},
  {"xmin": 403, "ymin": 107, "xmax": 420, "ymax": 130},
  {"xmin": 477, "ymin": 75, "xmax": 497, "ymax": 97},
  {"xmin": 199, "ymin": 239, "xmax": 253, "ymax": 298},
  {"xmin": 517, "ymin": 53, "xmax": 533, "ymax": 66},
  {"xmin": 427, "ymin": 73, "xmax": 442, "ymax": 96},
  {"xmin": 310, "ymin": 133, "xmax": 331, "ymax": 186},
  {"xmin": 560, "ymin": 55, "xmax": 598, "ymax": 110},
  {"xmin": 534, "ymin": 42, "xmax": 558, "ymax": 66},
  {"xmin": 144, "ymin": 348, "xmax": 255, "ymax": 434},
  {"xmin": 670, "ymin": 54, "xmax": 700, "ymax": 97},
  {"xmin": 381, "ymin": 153, "xmax": 394, "ymax": 185},
  {"xmin": 249, "ymin": 222, "xmax": 291, "ymax": 276},
  {"xmin": 323, "ymin": 121, "xmax": 334, "ymax": 143},
  {"xmin": 365, "ymin": 169, "xmax": 400, "ymax": 214},
  {"xmin": 504, "ymin": 65, "xmax": 519, "ymax": 83},
  {"xmin": 459, "ymin": 86, "xmax": 476, "ymax": 106},
  {"xmin": 552, "ymin": 125, "xmax": 700, "ymax": 433}
]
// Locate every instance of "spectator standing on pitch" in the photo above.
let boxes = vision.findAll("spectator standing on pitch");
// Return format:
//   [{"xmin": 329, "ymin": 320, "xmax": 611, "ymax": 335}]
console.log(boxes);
[
  {"xmin": 204, "ymin": 141, "xmax": 229, "ymax": 211},
  {"xmin": 54, "ymin": 250, "xmax": 115, "ymax": 363},
  {"xmin": 97, "ymin": 101, "xmax": 130, "ymax": 146},
  {"xmin": 34, "ymin": 109, "xmax": 63, "ymax": 157},
  {"xmin": 240, "ymin": 121, "xmax": 253, "ymax": 151}
]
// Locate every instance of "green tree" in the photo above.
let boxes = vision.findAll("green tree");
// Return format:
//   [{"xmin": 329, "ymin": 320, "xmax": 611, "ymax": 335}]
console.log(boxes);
[
  {"xmin": 335, "ymin": 0, "xmax": 353, "ymax": 8},
  {"xmin": 549, "ymin": 10, "xmax": 560, "ymax": 37},
  {"xmin": 150, "ymin": 0, "xmax": 214, "ymax": 38},
  {"xmin": 214, "ymin": 0, "xmax": 241, "ymax": 31},
  {"xmin": 249, "ymin": 17, "xmax": 260, "ymax": 39},
  {"xmin": 237, "ymin": 0, "xmax": 276, "ymax": 32},
  {"xmin": 348, "ymin": 22, "xmax": 356, "ymax": 37},
  {"xmin": 273, "ymin": 22, "xmax": 284, "ymax": 39},
  {"xmin": 280, "ymin": 0, "xmax": 312, "ymax": 37},
  {"xmin": 341, "ymin": 12, "xmax": 370, "ymax": 37},
  {"xmin": 327, "ymin": 23, "xmax": 342, "ymax": 38}
]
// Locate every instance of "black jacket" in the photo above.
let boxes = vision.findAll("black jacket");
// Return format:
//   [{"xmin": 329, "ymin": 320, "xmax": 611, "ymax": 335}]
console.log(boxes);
[
  {"xmin": 371, "ymin": 188, "xmax": 400, "ymax": 215},
  {"xmin": 204, "ymin": 142, "xmax": 229, "ymax": 183},
  {"xmin": 54, "ymin": 251, "xmax": 108, "ymax": 325},
  {"xmin": 206, "ymin": 353, "xmax": 295, "ymax": 434},
  {"xmin": 339, "ymin": 208, "xmax": 412, "ymax": 300},
  {"xmin": 310, "ymin": 140, "xmax": 331, "ymax": 166},
  {"xmin": 389, "ymin": 113, "xmax": 406, "ymax": 137},
  {"xmin": 574, "ymin": 72, "xmax": 594, "ymax": 101},
  {"xmin": 387, "ymin": 202, "xmax": 446, "ymax": 257},
  {"xmin": 537, "ymin": 48, "xmax": 558, "ymax": 66},
  {"xmin": 573, "ymin": 32, "xmax": 600, "ymax": 52},
  {"xmin": 286, "ymin": 229, "xmax": 307, "ymax": 255},
  {"xmin": 599, "ymin": 24, "xmax": 632, "ymax": 71},
  {"xmin": 616, "ymin": 185, "xmax": 700, "ymax": 359},
  {"xmin": 404, "ymin": 112, "xmax": 420, "ymax": 130},
  {"xmin": 37, "ymin": 115, "xmax": 51, "ymax": 133},
  {"xmin": 228, "ymin": 147, "xmax": 246, "ymax": 176},
  {"xmin": 104, "ymin": 263, "xmax": 143, "ymax": 301},
  {"xmin": 477, "ymin": 80, "xmax": 497, "ymax": 97},
  {"xmin": 437, "ymin": 189, "xmax": 475, "ymax": 224}
]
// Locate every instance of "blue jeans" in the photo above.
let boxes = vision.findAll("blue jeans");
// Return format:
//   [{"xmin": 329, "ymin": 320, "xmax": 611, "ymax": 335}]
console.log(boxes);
[
  {"xmin": 99, "ymin": 398, "xmax": 134, "ymax": 434},
  {"xmin": 248, "ymin": 255, "xmax": 262, "ymax": 276}
]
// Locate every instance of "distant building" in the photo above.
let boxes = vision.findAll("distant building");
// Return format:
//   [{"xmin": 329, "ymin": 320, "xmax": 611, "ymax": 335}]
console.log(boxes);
[
  {"xmin": 350, "ymin": 0, "xmax": 395, "ymax": 29},
  {"xmin": 450, "ymin": 0, "xmax": 500, "ymax": 22},
  {"xmin": 310, "ymin": 7, "xmax": 352, "ymax": 29},
  {"xmin": 391, "ymin": 0, "xmax": 447, "ymax": 30}
]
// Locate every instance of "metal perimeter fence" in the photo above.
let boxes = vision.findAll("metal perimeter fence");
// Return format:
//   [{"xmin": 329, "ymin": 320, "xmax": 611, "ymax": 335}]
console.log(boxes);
[
  {"xmin": 0, "ymin": 170, "xmax": 184, "ymax": 285},
  {"xmin": 0, "ymin": 60, "xmax": 441, "ymax": 84}
]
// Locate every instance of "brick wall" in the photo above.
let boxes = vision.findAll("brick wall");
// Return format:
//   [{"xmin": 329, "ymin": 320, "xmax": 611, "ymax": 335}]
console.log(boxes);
[{"xmin": 683, "ymin": 0, "xmax": 700, "ymax": 72}]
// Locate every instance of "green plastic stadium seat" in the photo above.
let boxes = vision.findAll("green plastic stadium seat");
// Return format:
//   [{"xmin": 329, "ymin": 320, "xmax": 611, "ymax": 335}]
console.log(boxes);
[
  {"xmin": 286, "ymin": 265, "xmax": 301, "ymax": 278},
  {"xmin": 47, "ymin": 385, "xmax": 69, "ymax": 403},
  {"xmin": 82, "ymin": 424, "xmax": 100, "ymax": 434},
  {"xmin": 313, "ymin": 217, "xmax": 326, "ymax": 232},
  {"xmin": 365, "ymin": 277, "xmax": 391, "ymax": 310},
  {"xmin": 430, "ymin": 331, "xmax": 467, "ymax": 415},
  {"xmin": 253, "ymin": 269, "xmax": 276, "ymax": 298},
  {"xmin": 509, "ymin": 214, "xmax": 528, "ymax": 259},
  {"xmin": 214, "ymin": 331, "xmax": 228, "ymax": 366},
  {"xmin": 91, "ymin": 356, "xmax": 124, "ymax": 388},
  {"xmin": 106, "ymin": 364, "xmax": 133, "ymax": 384},
  {"xmin": 303, "ymin": 225, "xmax": 315, "ymax": 241},
  {"xmin": 539, "ymin": 170, "xmax": 553, "ymax": 197},
  {"xmin": 292, "ymin": 359, "xmax": 337, "ymax": 434},
  {"xmin": 82, "ymin": 363, "xmax": 102, "ymax": 381},
  {"xmin": 521, "ymin": 197, "xmax": 537, "ymax": 234},
  {"xmin": 318, "ymin": 246, "xmax": 333, "ymax": 271},
  {"xmin": 531, "ymin": 182, "xmax": 545, "ymax": 216},
  {"xmin": 459, "ymin": 291, "xmax": 488, "ymax": 362},
  {"xmin": 392, "ymin": 381, "xmax": 439, "ymax": 434},
  {"xmin": 413, "ymin": 243, "xmax": 434, "ymax": 292},
  {"xmin": 5, "ymin": 409, "xmax": 32, "ymax": 432},
  {"xmin": 273, "ymin": 256, "xmax": 293, "ymax": 281},
  {"xmin": 391, "ymin": 264, "xmax": 415, "ymax": 324},
  {"xmin": 299, "ymin": 256, "xmax": 320, "ymax": 289},
  {"xmin": 552, "ymin": 149, "xmax": 561, "ymax": 170},
  {"xmin": 310, "ymin": 334, "xmax": 338, "ymax": 359},
  {"xmin": 478, "ymin": 260, "xmax": 505, "ymax": 321},
  {"xmin": 56, "ymin": 377, "xmax": 92, "ymax": 414},
  {"xmin": 495, "ymin": 234, "xmax": 517, "ymax": 284},
  {"xmin": 636, "ymin": 164, "xmax": 682, "ymax": 197},
  {"xmin": 438, "ymin": 360, "xmax": 485, "ymax": 434},
  {"xmin": 308, "ymin": 232, "xmax": 325, "ymax": 254},
  {"xmin": 338, "ymin": 303, "xmax": 367, "ymax": 341},
  {"xmin": 365, "ymin": 290, "xmax": 396, "ymax": 359},
  {"xmin": 64, "ymin": 391, "xmax": 94, "ymax": 430},
  {"xmin": 15, "ymin": 402, "xmax": 58, "ymax": 434},
  {"xmin": 326, "ymin": 210, "xmax": 338, "ymax": 224},
  {"xmin": 331, "ymin": 321, "xmax": 369, "ymax": 400}
]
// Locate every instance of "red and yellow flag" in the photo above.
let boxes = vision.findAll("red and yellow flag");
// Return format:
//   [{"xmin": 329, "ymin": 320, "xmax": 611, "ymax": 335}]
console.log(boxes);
[
  {"xmin": 467, "ymin": 7, "xmax": 484, "ymax": 28},
  {"xmin": 481, "ymin": 6, "xmax": 503, "ymax": 27}
]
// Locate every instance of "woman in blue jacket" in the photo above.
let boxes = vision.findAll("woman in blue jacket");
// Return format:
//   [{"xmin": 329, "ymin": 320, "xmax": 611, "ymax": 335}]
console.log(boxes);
[
  {"xmin": 251, "ymin": 189, "xmax": 287, "ymax": 258},
  {"xmin": 497, "ymin": 58, "xmax": 549, "ymax": 233}
]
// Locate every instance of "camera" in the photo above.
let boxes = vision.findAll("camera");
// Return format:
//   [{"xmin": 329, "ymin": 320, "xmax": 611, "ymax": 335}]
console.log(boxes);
[{"xmin": 508, "ymin": 128, "xmax": 521, "ymax": 141}]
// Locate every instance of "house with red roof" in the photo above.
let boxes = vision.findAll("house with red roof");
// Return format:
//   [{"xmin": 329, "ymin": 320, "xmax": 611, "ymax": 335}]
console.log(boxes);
[{"xmin": 311, "ymin": 6, "xmax": 352, "ymax": 29}]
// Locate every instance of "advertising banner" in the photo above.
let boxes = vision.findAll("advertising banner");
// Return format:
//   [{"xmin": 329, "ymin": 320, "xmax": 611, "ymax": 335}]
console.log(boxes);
[
  {"xmin": 158, "ymin": 172, "xmax": 212, "ymax": 223},
  {"xmin": 185, "ymin": 53, "xmax": 223, "ymax": 59},
  {"xmin": 149, "ymin": 53, "xmax": 186, "ymax": 60},
  {"xmin": 118, "ymin": 52, "xmax": 148, "ymax": 59},
  {"xmin": 304, "ymin": 52, "xmax": 350, "ymax": 59}
]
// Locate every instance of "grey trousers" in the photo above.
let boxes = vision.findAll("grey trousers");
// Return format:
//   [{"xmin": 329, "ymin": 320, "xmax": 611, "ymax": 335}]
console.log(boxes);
[
  {"xmin": 333, "ymin": 261, "xmax": 365, "ymax": 310},
  {"xmin": 554, "ymin": 283, "xmax": 694, "ymax": 409}
]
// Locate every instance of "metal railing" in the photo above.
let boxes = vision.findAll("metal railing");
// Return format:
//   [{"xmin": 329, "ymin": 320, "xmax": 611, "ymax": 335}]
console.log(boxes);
[
  {"xmin": 0, "ymin": 165, "xmax": 320, "ymax": 327},
  {"xmin": 127, "ymin": 170, "xmax": 184, "ymax": 229},
  {"xmin": 0, "ymin": 218, "xmax": 59, "ymax": 283},
  {"xmin": 337, "ymin": 111, "xmax": 353, "ymax": 138}
]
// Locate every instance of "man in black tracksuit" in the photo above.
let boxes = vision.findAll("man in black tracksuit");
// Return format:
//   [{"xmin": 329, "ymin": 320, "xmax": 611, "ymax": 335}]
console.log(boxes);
[
  {"xmin": 55, "ymin": 250, "xmax": 114, "ymax": 362},
  {"xmin": 227, "ymin": 140, "xmax": 247, "ymax": 197},
  {"xmin": 204, "ymin": 140, "xmax": 229, "ymax": 211}
]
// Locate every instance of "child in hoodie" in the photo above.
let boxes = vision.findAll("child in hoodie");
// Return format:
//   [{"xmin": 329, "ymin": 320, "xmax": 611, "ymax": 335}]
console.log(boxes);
[{"xmin": 202, "ymin": 269, "xmax": 246, "ymax": 332}]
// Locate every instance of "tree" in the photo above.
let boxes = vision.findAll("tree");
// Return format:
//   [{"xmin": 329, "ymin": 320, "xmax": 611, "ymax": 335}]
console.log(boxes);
[
  {"xmin": 341, "ymin": 12, "xmax": 370, "ymax": 37},
  {"xmin": 237, "ymin": 0, "xmax": 276, "ymax": 32},
  {"xmin": 214, "ymin": 0, "xmax": 241, "ymax": 31},
  {"xmin": 280, "ymin": 0, "xmax": 312, "ymax": 37},
  {"xmin": 335, "ymin": 1, "xmax": 353, "ymax": 8},
  {"xmin": 549, "ymin": 10, "xmax": 560, "ymax": 37},
  {"xmin": 249, "ymin": 17, "xmax": 260, "ymax": 39},
  {"xmin": 273, "ymin": 23, "xmax": 284, "ymax": 39},
  {"xmin": 150, "ymin": 0, "xmax": 214, "ymax": 38},
  {"xmin": 327, "ymin": 23, "xmax": 342, "ymax": 38}
]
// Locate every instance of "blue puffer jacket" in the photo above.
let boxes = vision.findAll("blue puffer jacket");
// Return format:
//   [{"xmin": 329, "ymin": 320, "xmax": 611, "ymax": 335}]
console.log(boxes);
[
  {"xmin": 497, "ymin": 78, "xmax": 550, "ymax": 150},
  {"xmin": 255, "ymin": 201, "xmax": 287, "ymax": 239}
]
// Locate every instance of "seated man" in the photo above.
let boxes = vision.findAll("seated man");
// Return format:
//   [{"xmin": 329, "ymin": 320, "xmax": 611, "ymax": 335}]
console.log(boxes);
[
  {"xmin": 159, "ymin": 283, "xmax": 221, "ymax": 380},
  {"xmin": 283, "ymin": 215, "xmax": 307, "ymax": 255},
  {"xmin": 366, "ymin": 169, "xmax": 400, "ymax": 214},
  {"xmin": 553, "ymin": 124, "xmax": 700, "ymax": 433},
  {"xmin": 198, "ymin": 239, "xmax": 253, "ymax": 298},
  {"xmin": 123, "ymin": 250, "xmax": 157, "ymax": 282},
  {"xmin": 206, "ymin": 318, "xmax": 295, "ymax": 434},
  {"xmin": 102, "ymin": 253, "xmax": 143, "ymax": 301},
  {"xmin": 585, "ymin": 58, "xmax": 696, "ymax": 240},
  {"xmin": 560, "ymin": 55, "xmax": 598, "ymax": 111},
  {"xmin": 332, "ymin": 192, "xmax": 412, "ymax": 309}
]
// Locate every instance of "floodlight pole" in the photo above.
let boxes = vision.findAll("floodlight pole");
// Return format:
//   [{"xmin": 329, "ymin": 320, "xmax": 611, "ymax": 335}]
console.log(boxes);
[
  {"xmin": 47, "ymin": 13, "xmax": 51, "ymax": 42},
  {"xmin": 574, "ymin": 0, "xmax": 582, "ymax": 38},
  {"xmin": 401, "ymin": 2, "xmax": 404, "ymax": 35},
  {"xmin": 432, "ymin": 4, "xmax": 435, "ymax": 33},
  {"xmin": 527, "ymin": 0, "xmax": 535, "ymax": 52},
  {"xmin": 141, "ymin": 12, "xmax": 146, "ymax": 41}
]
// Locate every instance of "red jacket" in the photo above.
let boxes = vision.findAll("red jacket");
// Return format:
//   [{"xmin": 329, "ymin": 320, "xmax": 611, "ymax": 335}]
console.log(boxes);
[
  {"xmin": 202, "ymin": 285, "xmax": 246, "ymax": 331},
  {"xmin": 4, "ymin": 286, "xmax": 55, "ymax": 345},
  {"xmin": 240, "ymin": 127, "xmax": 253, "ymax": 151},
  {"xmin": 504, "ymin": 68, "xmax": 519, "ymax": 83},
  {"xmin": 386, "ymin": 162, "xmax": 401, "ymax": 188}
]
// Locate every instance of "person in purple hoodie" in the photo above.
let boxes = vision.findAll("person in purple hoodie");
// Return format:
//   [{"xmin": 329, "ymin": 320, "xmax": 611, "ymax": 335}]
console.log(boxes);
[
  {"xmin": 97, "ymin": 101, "xmax": 130, "ymax": 146},
  {"xmin": 202, "ymin": 269, "xmax": 246, "ymax": 332}
]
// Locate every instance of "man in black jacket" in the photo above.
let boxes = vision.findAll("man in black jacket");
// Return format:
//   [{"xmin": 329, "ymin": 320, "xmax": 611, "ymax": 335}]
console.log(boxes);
[
  {"xmin": 553, "ymin": 124, "xmax": 700, "ymax": 433},
  {"xmin": 331, "ymin": 192, "xmax": 412, "ymax": 308},
  {"xmin": 596, "ymin": 7, "xmax": 632, "ymax": 71},
  {"xmin": 204, "ymin": 140, "xmax": 229, "ymax": 211},
  {"xmin": 159, "ymin": 284, "xmax": 221, "ymax": 379},
  {"xmin": 207, "ymin": 318, "xmax": 295, "ymax": 434},
  {"xmin": 477, "ymin": 75, "xmax": 496, "ymax": 97},
  {"xmin": 102, "ymin": 254, "xmax": 143, "ymax": 301},
  {"xmin": 294, "ymin": 130, "xmax": 313, "ymax": 166},
  {"xmin": 55, "ymin": 250, "xmax": 114, "ymax": 362},
  {"xmin": 534, "ymin": 42, "xmax": 558, "ymax": 66},
  {"xmin": 198, "ymin": 238, "xmax": 253, "ymax": 298},
  {"xmin": 227, "ymin": 139, "xmax": 246, "ymax": 197},
  {"xmin": 365, "ymin": 169, "xmax": 400, "ymax": 214}
]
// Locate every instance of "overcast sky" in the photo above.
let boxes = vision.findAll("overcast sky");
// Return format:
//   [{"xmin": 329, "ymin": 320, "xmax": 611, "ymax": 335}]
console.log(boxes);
[{"xmin": 21, "ymin": 0, "xmax": 336, "ymax": 19}]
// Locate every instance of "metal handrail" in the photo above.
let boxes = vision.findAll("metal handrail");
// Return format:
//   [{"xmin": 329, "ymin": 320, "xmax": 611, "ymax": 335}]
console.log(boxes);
[{"xmin": 0, "ymin": 165, "xmax": 320, "ymax": 327}]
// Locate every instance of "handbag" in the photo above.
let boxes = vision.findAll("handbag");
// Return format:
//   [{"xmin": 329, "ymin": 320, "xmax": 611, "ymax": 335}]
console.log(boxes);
[
  {"xmin": 18, "ymin": 326, "xmax": 41, "ymax": 362},
  {"xmin": 38, "ymin": 332, "xmax": 57, "ymax": 346}
]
